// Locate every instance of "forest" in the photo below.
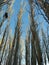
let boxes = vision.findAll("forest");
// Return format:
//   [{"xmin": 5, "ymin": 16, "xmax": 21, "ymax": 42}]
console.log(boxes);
[{"xmin": 0, "ymin": 0, "xmax": 49, "ymax": 65}]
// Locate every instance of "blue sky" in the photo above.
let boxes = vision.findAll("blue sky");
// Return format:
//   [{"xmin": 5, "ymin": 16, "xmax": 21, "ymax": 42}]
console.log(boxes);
[
  {"xmin": 0, "ymin": 0, "xmax": 49, "ymax": 65},
  {"xmin": 10, "ymin": 0, "xmax": 29, "ymax": 39},
  {"xmin": 0, "ymin": 0, "xmax": 48, "ymax": 39},
  {"xmin": 6, "ymin": 0, "xmax": 48, "ymax": 40}
]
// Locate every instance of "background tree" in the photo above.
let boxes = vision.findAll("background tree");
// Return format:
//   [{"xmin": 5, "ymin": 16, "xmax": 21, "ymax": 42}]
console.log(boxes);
[
  {"xmin": 35, "ymin": 0, "xmax": 49, "ymax": 24},
  {"xmin": 28, "ymin": 0, "xmax": 43, "ymax": 65},
  {"xmin": 25, "ymin": 28, "xmax": 31, "ymax": 65}
]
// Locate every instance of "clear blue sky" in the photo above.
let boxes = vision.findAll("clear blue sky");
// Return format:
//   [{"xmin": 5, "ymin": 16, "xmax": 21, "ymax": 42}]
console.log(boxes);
[
  {"xmin": 10, "ymin": 0, "xmax": 30, "ymax": 39},
  {"xmin": 10, "ymin": 0, "xmax": 48, "ymax": 39},
  {"xmin": 0, "ymin": 0, "xmax": 48, "ymax": 40}
]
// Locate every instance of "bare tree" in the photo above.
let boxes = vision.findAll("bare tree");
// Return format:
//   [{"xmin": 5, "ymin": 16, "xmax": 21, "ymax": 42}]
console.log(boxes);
[
  {"xmin": 35, "ymin": 0, "xmax": 49, "ymax": 24},
  {"xmin": 8, "ymin": 4, "xmax": 24, "ymax": 65},
  {"xmin": 0, "ymin": 22, "xmax": 9, "ymax": 65},
  {"xmin": 13, "ymin": 6, "xmax": 23, "ymax": 65},
  {"xmin": 41, "ymin": 28, "xmax": 49, "ymax": 62},
  {"xmin": 28, "ymin": 0, "xmax": 43, "ymax": 65},
  {"xmin": 0, "ymin": 23, "xmax": 9, "ymax": 50},
  {"xmin": 25, "ymin": 28, "xmax": 31, "ymax": 65}
]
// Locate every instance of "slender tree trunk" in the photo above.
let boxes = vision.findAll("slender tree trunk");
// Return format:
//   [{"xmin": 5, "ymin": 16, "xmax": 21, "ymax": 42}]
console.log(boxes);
[
  {"xmin": 31, "ymin": 35, "xmax": 36, "ymax": 65},
  {"xmin": 26, "ymin": 30, "xmax": 30, "ymax": 65},
  {"xmin": 29, "ymin": 0, "xmax": 43, "ymax": 65}
]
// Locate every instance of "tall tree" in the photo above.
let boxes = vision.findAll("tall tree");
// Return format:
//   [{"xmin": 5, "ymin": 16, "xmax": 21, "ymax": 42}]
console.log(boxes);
[
  {"xmin": 28, "ymin": 0, "xmax": 43, "ymax": 65},
  {"xmin": 25, "ymin": 28, "xmax": 30, "ymax": 65},
  {"xmin": 0, "ymin": 22, "xmax": 9, "ymax": 65},
  {"xmin": 13, "ymin": 4, "xmax": 23, "ymax": 65},
  {"xmin": 41, "ymin": 28, "xmax": 49, "ymax": 62},
  {"xmin": 35, "ymin": 0, "xmax": 49, "ymax": 24}
]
